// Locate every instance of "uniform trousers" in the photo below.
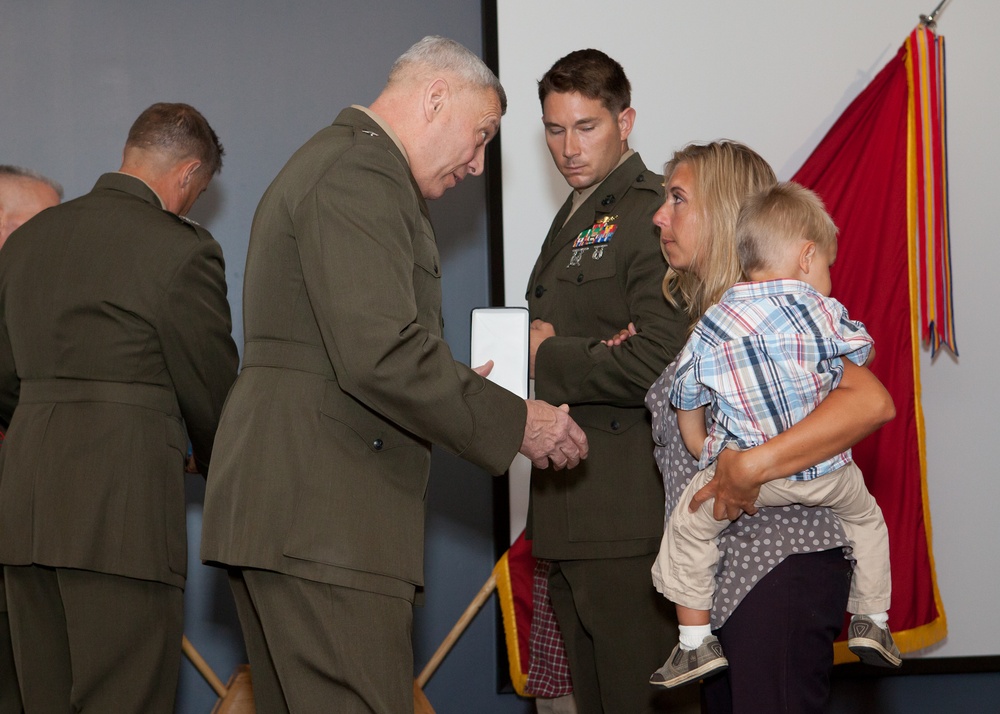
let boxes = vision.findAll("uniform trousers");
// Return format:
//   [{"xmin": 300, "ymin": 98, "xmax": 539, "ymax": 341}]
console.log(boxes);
[
  {"xmin": 547, "ymin": 555, "xmax": 701, "ymax": 714},
  {"xmin": 0, "ymin": 576, "xmax": 23, "ymax": 714},
  {"xmin": 4, "ymin": 564, "xmax": 183, "ymax": 714},
  {"xmin": 700, "ymin": 548, "xmax": 852, "ymax": 714},
  {"xmin": 228, "ymin": 568, "xmax": 413, "ymax": 714}
]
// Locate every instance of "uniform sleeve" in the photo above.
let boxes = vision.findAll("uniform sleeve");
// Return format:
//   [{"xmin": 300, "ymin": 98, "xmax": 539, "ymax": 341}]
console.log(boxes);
[
  {"xmin": 533, "ymin": 193, "xmax": 688, "ymax": 407},
  {"xmin": 292, "ymin": 143, "xmax": 525, "ymax": 475},
  {"xmin": 157, "ymin": 231, "xmax": 239, "ymax": 475}
]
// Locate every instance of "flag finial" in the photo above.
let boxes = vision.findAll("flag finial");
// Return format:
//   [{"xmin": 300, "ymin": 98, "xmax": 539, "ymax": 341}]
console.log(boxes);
[{"xmin": 920, "ymin": 0, "xmax": 952, "ymax": 29}]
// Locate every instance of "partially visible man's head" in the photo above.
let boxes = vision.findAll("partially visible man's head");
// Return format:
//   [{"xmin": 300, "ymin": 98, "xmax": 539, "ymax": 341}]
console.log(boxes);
[
  {"xmin": 0, "ymin": 165, "xmax": 63, "ymax": 248},
  {"xmin": 125, "ymin": 103, "xmax": 224, "ymax": 178},
  {"xmin": 538, "ymin": 49, "xmax": 635, "ymax": 191},
  {"xmin": 377, "ymin": 36, "xmax": 506, "ymax": 200},
  {"xmin": 121, "ymin": 103, "xmax": 224, "ymax": 216}
]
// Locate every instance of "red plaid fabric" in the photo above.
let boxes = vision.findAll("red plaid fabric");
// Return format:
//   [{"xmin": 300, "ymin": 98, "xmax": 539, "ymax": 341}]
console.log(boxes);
[{"xmin": 525, "ymin": 559, "xmax": 573, "ymax": 697}]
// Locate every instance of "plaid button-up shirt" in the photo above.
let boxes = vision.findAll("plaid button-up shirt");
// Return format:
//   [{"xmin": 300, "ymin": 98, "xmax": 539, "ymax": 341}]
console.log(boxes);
[{"xmin": 670, "ymin": 279, "xmax": 873, "ymax": 481}]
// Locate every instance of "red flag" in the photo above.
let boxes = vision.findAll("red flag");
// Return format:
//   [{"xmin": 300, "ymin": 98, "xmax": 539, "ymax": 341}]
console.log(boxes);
[
  {"xmin": 494, "ymin": 531, "xmax": 574, "ymax": 697},
  {"xmin": 493, "ymin": 531, "xmax": 536, "ymax": 695},
  {"xmin": 792, "ymin": 26, "xmax": 948, "ymax": 662}
]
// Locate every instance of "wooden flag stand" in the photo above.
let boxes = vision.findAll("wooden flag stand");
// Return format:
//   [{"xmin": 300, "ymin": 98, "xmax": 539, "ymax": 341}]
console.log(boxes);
[
  {"xmin": 413, "ymin": 572, "xmax": 498, "ymax": 713},
  {"xmin": 182, "ymin": 635, "xmax": 255, "ymax": 713},
  {"xmin": 183, "ymin": 568, "xmax": 498, "ymax": 714}
]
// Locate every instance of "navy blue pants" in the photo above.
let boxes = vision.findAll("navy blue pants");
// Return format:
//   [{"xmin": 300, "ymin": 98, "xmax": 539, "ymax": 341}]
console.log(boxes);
[{"xmin": 701, "ymin": 548, "xmax": 853, "ymax": 714}]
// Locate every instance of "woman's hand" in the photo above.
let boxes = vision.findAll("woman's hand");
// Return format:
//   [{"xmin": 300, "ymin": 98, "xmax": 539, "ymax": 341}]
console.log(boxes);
[
  {"xmin": 600, "ymin": 321, "xmax": 637, "ymax": 347},
  {"xmin": 529, "ymin": 319, "xmax": 556, "ymax": 378},
  {"xmin": 691, "ymin": 447, "xmax": 763, "ymax": 520}
]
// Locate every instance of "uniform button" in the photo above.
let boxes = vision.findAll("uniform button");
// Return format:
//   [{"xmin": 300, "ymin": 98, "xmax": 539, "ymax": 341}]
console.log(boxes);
[
  {"xmin": 610, "ymin": 420, "xmax": 620, "ymax": 431},
  {"xmin": 535, "ymin": 285, "xmax": 546, "ymax": 298},
  {"xmin": 576, "ymin": 274, "xmax": 584, "ymax": 284},
  {"xmin": 373, "ymin": 438, "xmax": 384, "ymax": 450},
  {"xmin": 636, "ymin": 174, "xmax": 645, "ymax": 182},
  {"xmin": 601, "ymin": 194, "xmax": 615, "ymax": 206}
]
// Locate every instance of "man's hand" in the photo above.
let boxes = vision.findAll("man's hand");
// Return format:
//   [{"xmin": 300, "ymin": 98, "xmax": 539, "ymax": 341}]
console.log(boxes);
[
  {"xmin": 520, "ymin": 400, "xmax": 588, "ymax": 470},
  {"xmin": 690, "ymin": 447, "xmax": 761, "ymax": 521},
  {"xmin": 529, "ymin": 319, "xmax": 556, "ymax": 378},
  {"xmin": 473, "ymin": 360, "xmax": 494, "ymax": 378}
]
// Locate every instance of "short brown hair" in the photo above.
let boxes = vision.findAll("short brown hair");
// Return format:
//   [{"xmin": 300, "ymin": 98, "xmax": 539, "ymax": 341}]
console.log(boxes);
[
  {"xmin": 737, "ymin": 182, "xmax": 838, "ymax": 275},
  {"xmin": 538, "ymin": 49, "xmax": 630, "ymax": 115},
  {"xmin": 126, "ymin": 103, "xmax": 224, "ymax": 176}
]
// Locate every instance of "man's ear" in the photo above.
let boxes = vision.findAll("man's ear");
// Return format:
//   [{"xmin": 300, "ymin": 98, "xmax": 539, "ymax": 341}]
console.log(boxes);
[
  {"xmin": 424, "ymin": 78, "xmax": 449, "ymax": 122},
  {"xmin": 799, "ymin": 240, "xmax": 817, "ymax": 273},
  {"xmin": 180, "ymin": 159, "xmax": 203, "ymax": 188},
  {"xmin": 618, "ymin": 106, "xmax": 636, "ymax": 142}
]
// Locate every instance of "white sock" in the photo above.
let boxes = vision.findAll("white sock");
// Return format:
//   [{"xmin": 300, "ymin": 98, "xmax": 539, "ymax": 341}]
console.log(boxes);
[
  {"xmin": 678, "ymin": 624, "xmax": 712, "ymax": 650},
  {"xmin": 865, "ymin": 612, "xmax": 889, "ymax": 630}
]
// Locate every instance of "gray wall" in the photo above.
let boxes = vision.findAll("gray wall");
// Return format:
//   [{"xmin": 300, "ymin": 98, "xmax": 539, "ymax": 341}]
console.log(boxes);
[{"xmin": 2, "ymin": 2, "xmax": 528, "ymax": 712}]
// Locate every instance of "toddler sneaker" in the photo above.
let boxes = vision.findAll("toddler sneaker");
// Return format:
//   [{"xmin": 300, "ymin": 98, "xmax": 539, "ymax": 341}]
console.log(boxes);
[
  {"xmin": 649, "ymin": 635, "xmax": 728, "ymax": 688},
  {"xmin": 848, "ymin": 614, "xmax": 902, "ymax": 668}
]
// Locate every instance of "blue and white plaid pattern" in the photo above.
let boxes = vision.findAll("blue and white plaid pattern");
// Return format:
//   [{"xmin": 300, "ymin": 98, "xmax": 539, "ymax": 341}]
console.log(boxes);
[{"xmin": 670, "ymin": 279, "xmax": 873, "ymax": 481}]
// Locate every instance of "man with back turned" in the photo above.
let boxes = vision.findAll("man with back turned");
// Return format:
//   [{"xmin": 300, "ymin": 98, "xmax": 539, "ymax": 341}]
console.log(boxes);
[{"xmin": 0, "ymin": 103, "xmax": 238, "ymax": 713}]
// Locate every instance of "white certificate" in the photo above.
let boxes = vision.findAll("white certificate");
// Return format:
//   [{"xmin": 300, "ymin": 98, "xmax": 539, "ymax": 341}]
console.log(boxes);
[{"xmin": 470, "ymin": 307, "xmax": 529, "ymax": 399}]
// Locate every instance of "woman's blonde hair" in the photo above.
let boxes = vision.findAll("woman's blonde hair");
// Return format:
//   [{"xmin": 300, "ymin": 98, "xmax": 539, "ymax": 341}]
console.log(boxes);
[{"xmin": 662, "ymin": 141, "xmax": 777, "ymax": 324}]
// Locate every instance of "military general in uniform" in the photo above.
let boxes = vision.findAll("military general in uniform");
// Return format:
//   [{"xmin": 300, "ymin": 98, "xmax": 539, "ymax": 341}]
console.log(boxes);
[{"xmin": 200, "ymin": 36, "xmax": 588, "ymax": 714}]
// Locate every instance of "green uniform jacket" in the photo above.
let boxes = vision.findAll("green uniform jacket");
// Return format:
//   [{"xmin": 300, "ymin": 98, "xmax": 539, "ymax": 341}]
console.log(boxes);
[
  {"xmin": 526, "ymin": 153, "xmax": 687, "ymax": 560},
  {"xmin": 0, "ymin": 173, "xmax": 239, "ymax": 588},
  {"xmin": 200, "ymin": 108, "xmax": 526, "ymax": 601}
]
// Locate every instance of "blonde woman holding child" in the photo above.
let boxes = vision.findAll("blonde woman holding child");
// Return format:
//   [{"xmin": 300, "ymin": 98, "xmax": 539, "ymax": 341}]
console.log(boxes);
[{"xmin": 623, "ymin": 141, "xmax": 898, "ymax": 713}]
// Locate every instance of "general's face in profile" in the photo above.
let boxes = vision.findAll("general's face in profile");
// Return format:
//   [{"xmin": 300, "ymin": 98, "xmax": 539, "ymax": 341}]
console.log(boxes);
[
  {"xmin": 413, "ymin": 86, "xmax": 501, "ymax": 201},
  {"xmin": 541, "ymin": 91, "xmax": 632, "ymax": 191}
]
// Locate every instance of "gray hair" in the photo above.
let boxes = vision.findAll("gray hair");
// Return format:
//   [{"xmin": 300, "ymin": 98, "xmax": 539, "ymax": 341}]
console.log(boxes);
[
  {"xmin": 389, "ymin": 35, "xmax": 507, "ymax": 114},
  {"xmin": 0, "ymin": 165, "xmax": 64, "ymax": 199}
]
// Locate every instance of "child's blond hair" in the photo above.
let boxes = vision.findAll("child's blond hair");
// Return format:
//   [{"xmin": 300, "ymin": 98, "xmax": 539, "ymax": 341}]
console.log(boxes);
[{"xmin": 736, "ymin": 182, "xmax": 838, "ymax": 275}]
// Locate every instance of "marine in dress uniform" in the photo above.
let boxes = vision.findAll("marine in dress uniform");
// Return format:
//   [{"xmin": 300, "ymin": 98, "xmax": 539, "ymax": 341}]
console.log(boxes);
[{"xmin": 527, "ymin": 49, "xmax": 691, "ymax": 714}]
